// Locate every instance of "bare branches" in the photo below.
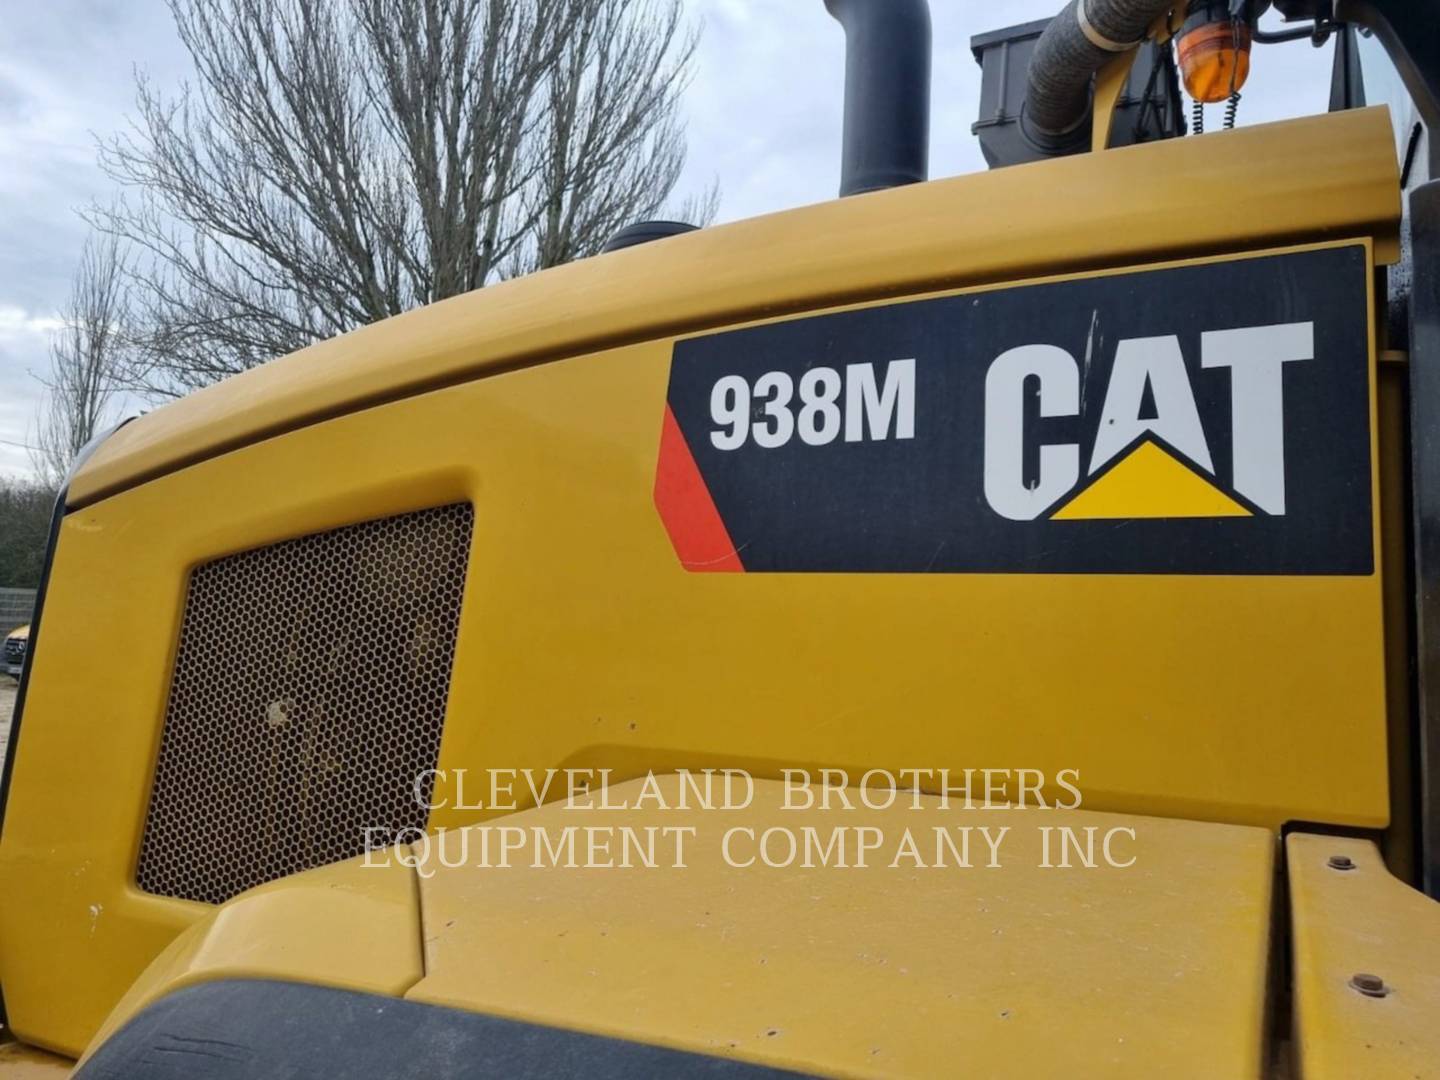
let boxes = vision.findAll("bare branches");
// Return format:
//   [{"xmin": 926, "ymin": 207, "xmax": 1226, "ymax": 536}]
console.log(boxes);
[
  {"xmin": 94, "ymin": 0, "xmax": 710, "ymax": 400},
  {"xmin": 31, "ymin": 235, "xmax": 128, "ymax": 486},
  {"xmin": 513, "ymin": 0, "xmax": 701, "ymax": 275}
]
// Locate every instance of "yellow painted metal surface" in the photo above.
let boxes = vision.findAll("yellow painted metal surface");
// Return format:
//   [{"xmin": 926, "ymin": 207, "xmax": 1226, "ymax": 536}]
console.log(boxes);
[
  {"xmin": 403, "ymin": 776, "xmax": 1275, "ymax": 1078},
  {"xmin": 76, "ymin": 850, "xmax": 421, "ymax": 1067},
  {"xmin": 67, "ymin": 108, "xmax": 1399, "ymax": 509},
  {"xmin": 0, "ymin": 238, "xmax": 1391, "ymax": 1055},
  {"xmin": 0, "ymin": 104, "xmax": 1403, "ymax": 1053},
  {"xmin": 1092, "ymin": 49, "xmax": 1138, "ymax": 153},
  {"xmin": 1287, "ymin": 833, "xmax": 1440, "ymax": 1080}
]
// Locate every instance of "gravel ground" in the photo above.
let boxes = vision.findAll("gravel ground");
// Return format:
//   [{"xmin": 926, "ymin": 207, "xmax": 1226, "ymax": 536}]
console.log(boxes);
[{"xmin": 0, "ymin": 677, "xmax": 15, "ymax": 772}]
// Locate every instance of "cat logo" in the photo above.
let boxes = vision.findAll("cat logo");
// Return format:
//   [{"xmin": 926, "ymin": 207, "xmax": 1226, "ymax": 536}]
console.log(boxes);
[
  {"xmin": 982, "ymin": 321, "xmax": 1312, "ymax": 522},
  {"xmin": 658, "ymin": 245, "xmax": 1373, "ymax": 576}
]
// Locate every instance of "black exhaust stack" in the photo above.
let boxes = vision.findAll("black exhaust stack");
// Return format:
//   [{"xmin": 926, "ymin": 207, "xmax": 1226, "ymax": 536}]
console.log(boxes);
[{"xmin": 824, "ymin": 0, "xmax": 932, "ymax": 197}]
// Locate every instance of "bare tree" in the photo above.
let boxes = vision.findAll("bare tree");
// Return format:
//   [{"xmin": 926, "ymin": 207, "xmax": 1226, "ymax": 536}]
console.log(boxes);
[
  {"xmin": 95, "ymin": 0, "xmax": 713, "ymax": 400},
  {"xmin": 31, "ymin": 235, "xmax": 128, "ymax": 488},
  {"xmin": 515, "ymin": 0, "xmax": 717, "ymax": 275}
]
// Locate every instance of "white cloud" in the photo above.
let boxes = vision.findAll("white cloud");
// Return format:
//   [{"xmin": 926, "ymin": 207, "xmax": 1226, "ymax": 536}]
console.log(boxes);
[
  {"xmin": 0, "ymin": 306, "xmax": 61, "ymax": 481},
  {"xmin": 0, "ymin": 307, "xmax": 62, "ymax": 343}
]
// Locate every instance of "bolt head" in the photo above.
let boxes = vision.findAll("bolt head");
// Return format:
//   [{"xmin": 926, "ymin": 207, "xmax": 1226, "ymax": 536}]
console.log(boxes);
[
  {"xmin": 1349, "ymin": 973, "xmax": 1389, "ymax": 997},
  {"xmin": 1327, "ymin": 854, "xmax": 1356, "ymax": 871}
]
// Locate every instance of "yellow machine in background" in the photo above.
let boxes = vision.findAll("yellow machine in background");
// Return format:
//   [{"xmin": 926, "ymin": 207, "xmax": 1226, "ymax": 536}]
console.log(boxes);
[
  {"xmin": 1, "ymin": 628, "xmax": 25, "ymax": 681},
  {"xmin": 2, "ymin": 1, "xmax": 1439, "ymax": 1076}
]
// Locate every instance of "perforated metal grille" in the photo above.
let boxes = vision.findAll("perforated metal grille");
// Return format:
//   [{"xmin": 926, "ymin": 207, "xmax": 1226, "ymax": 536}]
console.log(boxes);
[{"xmin": 136, "ymin": 503, "xmax": 474, "ymax": 904}]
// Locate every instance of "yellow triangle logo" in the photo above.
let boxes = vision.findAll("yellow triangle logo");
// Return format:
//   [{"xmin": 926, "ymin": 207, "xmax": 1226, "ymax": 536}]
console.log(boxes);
[{"xmin": 1051, "ymin": 441, "xmax": 1251, "ymax": 520}]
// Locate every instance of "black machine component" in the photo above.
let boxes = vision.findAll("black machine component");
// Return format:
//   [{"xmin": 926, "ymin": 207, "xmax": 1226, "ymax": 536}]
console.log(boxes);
[
  {"xmin": 1329, "ymin": 24, "xmax": 1366, "ymax": 112},
  {"xmin": 1409, "ymin": 180, "xmax": 1440, "ymax": 899},
  {"xmin": 971, "ymin": 18, "xmax": 1185, "ymax": 168},
  {"xmin": 601, "ymin": 220, "xmax": 700, "ymax": 253},
  {"xmin": 824, "ymin": 0, "xmax": 932, "ymax": 196},
  {"xmin": 76, "ymin": 980, "xmax": 813, "ymax": 1080}
]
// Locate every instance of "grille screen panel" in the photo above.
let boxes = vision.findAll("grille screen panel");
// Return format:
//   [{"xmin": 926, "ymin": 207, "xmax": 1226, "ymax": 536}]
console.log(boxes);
[{"xmin": 137, "ymin": 503, "xmax": 474, "ymax": 904}]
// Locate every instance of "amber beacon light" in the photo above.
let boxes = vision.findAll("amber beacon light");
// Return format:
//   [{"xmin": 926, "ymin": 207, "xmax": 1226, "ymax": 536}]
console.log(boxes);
[{"xmin": 1177, "ymin": 1, "xmax": 1253, "ymax": 103}]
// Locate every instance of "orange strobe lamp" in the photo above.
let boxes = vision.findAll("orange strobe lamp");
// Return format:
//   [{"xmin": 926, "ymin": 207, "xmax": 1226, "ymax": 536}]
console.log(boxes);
[{"xmin": 1177, "ymin": 2, "xmax": 1253, "ymax": 104}]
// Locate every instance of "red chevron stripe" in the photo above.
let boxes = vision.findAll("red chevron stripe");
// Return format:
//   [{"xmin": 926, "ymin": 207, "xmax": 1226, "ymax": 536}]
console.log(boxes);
[{"xmin": 654, "ymin": 404, "xmax": 745, "ymax": 573}]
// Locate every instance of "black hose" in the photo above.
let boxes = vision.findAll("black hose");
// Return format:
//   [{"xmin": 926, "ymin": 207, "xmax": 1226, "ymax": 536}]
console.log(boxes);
[
  {"xmin": 1026, "ymin": 0, "xmax": 1177, "ymax": 141},
  {"xmin": 824, "ymin": 0, "xmax": 932, "ymax": 196}
]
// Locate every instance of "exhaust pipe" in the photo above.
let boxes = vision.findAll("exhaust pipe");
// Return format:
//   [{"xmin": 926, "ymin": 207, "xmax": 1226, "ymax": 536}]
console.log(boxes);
[
  {"xmin": 1026, "ymin": 0, "xmax": 1174, "ymax": 144},
  {"xmin": 824, "ymin": 0, "xmax": 932, "ymax": 197}
]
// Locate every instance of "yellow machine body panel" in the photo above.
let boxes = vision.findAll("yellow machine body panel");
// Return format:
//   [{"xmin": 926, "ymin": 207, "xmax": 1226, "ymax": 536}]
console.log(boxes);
[
  {"xmin": 0, "ymin": 109, "xmax": 1405, "ymax": 1055},
  {"xmin": 77, "ymin": 852, "xmax": 421, "ymax": 1068},
  {"xmin": 1287, "ymin": 833, "xmax": 1440, "ymax": 1078},
  {"xmin": 407, "ymin": 779, "xmax": 1277, "ymax": 1079},
  {"xmin": 83, "ymin": 778, "xmax": 1277, "ymax": 1079}
]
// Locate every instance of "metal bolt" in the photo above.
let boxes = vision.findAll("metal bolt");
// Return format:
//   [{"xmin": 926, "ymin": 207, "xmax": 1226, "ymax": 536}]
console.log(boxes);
[
  {"xmin": 1349, "ymin": 973, "xmax": 1389, "ymax": 998},
  {"xmin": 1327, "ymin": 854, "xmax": 1356, "ymax": 871}
]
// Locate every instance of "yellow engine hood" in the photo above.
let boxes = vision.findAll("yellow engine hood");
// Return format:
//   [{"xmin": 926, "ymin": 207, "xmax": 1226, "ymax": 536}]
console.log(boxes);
[{"xmin": 404, "ymin": 776, "xmax": 1274, "ymax": 1078}]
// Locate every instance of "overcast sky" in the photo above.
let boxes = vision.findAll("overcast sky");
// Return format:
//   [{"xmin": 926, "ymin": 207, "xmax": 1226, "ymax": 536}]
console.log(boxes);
[{"xmin": 0, "ymin": 1, "xmax": 1341, "ymax": 481}]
